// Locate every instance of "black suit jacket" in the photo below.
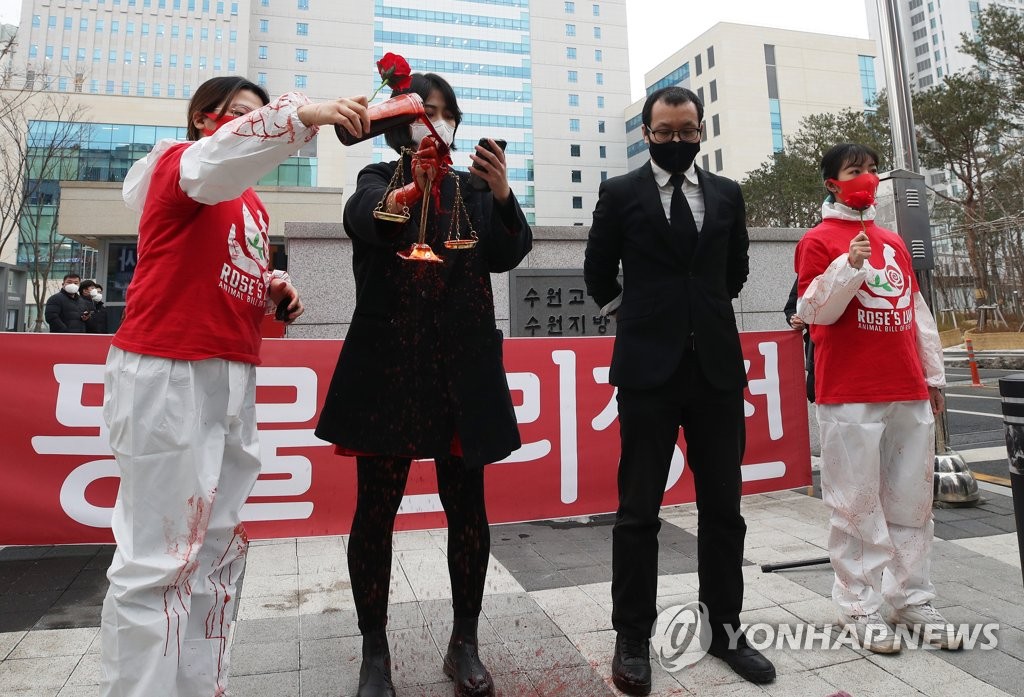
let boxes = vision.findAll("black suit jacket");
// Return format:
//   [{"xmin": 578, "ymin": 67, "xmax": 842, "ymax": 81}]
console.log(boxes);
[{"xmin": 584, "ymin": 162, "xmax": 749, "ymax": 391}]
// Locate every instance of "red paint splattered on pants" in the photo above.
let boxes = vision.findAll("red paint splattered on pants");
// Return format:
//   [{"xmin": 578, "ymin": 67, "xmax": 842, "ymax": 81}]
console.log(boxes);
[
  {"xmin": 162, "ymin": 495, "xmax": 212, "ymax": 659},
  {"xmin": 205, "ymin": 522, "xmax": 251, "ymax": 693}
]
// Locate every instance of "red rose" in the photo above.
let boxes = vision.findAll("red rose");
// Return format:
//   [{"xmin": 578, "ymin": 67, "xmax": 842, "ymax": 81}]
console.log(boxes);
[
  {"xmin": 844, "ymin": 190, "xmax": 875, "ymax": 210},
  {"xmin": 376, "ymin": 52, "xmax": 412, "ymax": 91}
]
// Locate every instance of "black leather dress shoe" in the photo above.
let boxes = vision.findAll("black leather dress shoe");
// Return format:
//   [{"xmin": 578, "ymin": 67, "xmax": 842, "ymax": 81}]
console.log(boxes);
[
  {"xmin": 611, "ymin": 634, "xmax": 652, "ymax": 696},
  {"xmin": 708, "ymin": 635, "xmax": 776, "ymax": 684}
]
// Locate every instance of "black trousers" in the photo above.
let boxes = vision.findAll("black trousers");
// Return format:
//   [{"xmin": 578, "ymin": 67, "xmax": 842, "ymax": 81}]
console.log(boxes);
[
  {"xmin": 348, "ymin": 455, "xmax": 490, "ymax": 634},
  {"xmin": 611, "ymin": 349, "xmax": 747, "ymax": 641}
]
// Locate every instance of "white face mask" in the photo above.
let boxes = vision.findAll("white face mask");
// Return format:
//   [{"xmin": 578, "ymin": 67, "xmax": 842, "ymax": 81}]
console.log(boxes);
[
  {"xmin": 92, "ymin": 292, "xmax": 103, "ymax": 302},
  {"xmin": 64, "ymin": 283, "xmax": 79, "ymax": 295},
  {"xmin": 409, "ymin": 119, "xmax": 455, "ymax": 148}
]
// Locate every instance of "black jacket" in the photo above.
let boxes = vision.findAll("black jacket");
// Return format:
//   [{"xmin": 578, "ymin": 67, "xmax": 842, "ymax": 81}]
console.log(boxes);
[
  {"xmin": 86, "ymin": 302, "xmax": 109, "ymax": 334},
  {"xmin": 315, "ymin": 158, "xmax": 533, "ymax": 468},
  {"xmin": 584, "ymin": 162, "xmax": 749, "ymax": 390},
  {"xmin": 784, "ymin": 278, "xmax": 815, "ymax": 402},
  {"xmin": 44, "ymin": 290, "xmax": 93, "ymax": 333}
]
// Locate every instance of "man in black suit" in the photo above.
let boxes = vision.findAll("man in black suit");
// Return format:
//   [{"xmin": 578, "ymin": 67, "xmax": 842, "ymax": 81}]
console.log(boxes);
[{"xmin": 584, "ymin": 86, "xmax": 775, "ymax": 693}]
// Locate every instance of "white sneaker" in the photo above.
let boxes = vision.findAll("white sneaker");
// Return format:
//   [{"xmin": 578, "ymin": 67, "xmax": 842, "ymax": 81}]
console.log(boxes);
[
  {"xmin": 889, "ymin": 602, "xmax": 961, "ymax": 650},
  {"xmin": 838, "ymin": 611, "xmax": 900, "ymax": 653}
]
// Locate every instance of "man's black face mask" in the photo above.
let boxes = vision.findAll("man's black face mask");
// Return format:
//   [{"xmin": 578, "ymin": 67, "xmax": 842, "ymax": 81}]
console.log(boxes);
[{"xmin": 648, "ymin": 140, "xmax": 700, "ymax": 174}]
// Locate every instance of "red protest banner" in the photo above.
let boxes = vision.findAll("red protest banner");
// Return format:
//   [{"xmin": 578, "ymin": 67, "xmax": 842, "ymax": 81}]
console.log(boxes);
[{"xmin": 0, "ymin": 331, "xmax": 810, "ymax": 545}]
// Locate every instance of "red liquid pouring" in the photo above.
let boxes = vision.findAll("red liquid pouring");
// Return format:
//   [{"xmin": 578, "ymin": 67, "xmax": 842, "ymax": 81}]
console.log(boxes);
[{"xmin": 334, "ymin": 92, "xmax": 427, "ymax": 146}]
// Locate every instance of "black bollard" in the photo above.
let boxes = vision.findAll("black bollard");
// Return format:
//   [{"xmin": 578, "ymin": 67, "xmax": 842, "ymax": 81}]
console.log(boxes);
[{"xmin": 998, "ymin": 373, "xmax": 1024, "ymax": 586}]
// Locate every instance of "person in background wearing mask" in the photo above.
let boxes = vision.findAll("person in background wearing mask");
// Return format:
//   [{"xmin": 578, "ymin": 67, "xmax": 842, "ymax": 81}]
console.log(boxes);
[
  {"xmin": 783, "ymin": 279, "xmax": 815, "ymax": 402},
  {"xmin": 79, "ymin": 280, "xmax": 109, "ymax": 333},
  {"xmin": 99, "ymin": 75, "xmax": 370, "ymax": 697},
  {"xmin": 795, "ymin": 143, "xmax": 952, "ymax": 654},
  {"xmin": 44, "ymin": 273, "xmax": 93, "ymax": 333},
  {"xmin": 584, "ymin": 86, "xmax": 774, "ymax": 694},
  {"xmin": 315, "ymin": 72, "xmax": 531, "ymax": 697}
]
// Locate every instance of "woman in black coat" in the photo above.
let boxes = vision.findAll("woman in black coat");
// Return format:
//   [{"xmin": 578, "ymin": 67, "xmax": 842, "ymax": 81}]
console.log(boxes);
[{"xmin": 315, "ymin": 73, "xmax": 532, "ymax": 697}]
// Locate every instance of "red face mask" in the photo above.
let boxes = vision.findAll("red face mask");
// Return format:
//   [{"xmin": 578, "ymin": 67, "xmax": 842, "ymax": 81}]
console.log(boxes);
[
  {"xmin": 201, "ymin": 111, "xmax": 238, "ymax": 136},
  {"xmin": 827, "ymin": 171, "xmax": 879, "ymax": 210}
]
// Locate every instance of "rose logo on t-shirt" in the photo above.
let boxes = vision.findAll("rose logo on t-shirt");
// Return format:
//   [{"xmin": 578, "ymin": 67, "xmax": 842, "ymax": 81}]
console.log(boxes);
[
  {"xmin": 856, "ymin": 243, "xmax": 912, "ymax": 311},
  {"xmin": 219, "ymin": 202, "xmax": 271, "ymax": 308}
]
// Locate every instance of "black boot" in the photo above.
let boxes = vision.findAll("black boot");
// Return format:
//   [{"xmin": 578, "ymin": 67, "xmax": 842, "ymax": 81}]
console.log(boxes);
[
  {"xmin": 442, "ymin": 617, "xmax": 494, "ymax": 697},
  {"xmin": 357, "ymin": 630, "xmax": 396, "ymax": 697}
]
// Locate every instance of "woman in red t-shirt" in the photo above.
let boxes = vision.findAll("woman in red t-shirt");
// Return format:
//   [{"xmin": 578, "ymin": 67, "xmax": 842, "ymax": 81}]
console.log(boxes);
[
  {"xmin": 794, "ymin": 143, "xmax": 955, "ymax": 655},
  {"xmin": 99, "ymin": 76, "xmax": 370, "ymax": 697}
]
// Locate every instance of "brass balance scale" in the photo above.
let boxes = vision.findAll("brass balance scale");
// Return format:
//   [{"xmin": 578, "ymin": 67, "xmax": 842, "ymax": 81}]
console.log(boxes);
[{"xmin": 371, "ymin": 147, "xmax": 479, "ymax": 263}]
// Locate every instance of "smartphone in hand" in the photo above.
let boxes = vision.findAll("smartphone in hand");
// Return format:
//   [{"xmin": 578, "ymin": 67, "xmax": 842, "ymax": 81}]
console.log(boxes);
[
  {"xmin": 468, "ymin": 138, "xmax": 508, "ymax": 191},
  {"xmin": 275, "ymin": 297, "xmax": 292, "ymax": 322}
]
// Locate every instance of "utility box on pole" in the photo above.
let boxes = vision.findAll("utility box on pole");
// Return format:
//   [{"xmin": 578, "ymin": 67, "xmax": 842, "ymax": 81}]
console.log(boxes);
[{"xmin": 876, "ymin": 169, "xmax": 935, "ymax": 272}]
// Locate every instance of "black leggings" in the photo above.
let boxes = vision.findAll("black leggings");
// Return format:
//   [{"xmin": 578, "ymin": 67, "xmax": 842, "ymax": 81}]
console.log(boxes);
[{"xmin": 348, "ymin": 455, "xmax": 490, "ymax": 634}]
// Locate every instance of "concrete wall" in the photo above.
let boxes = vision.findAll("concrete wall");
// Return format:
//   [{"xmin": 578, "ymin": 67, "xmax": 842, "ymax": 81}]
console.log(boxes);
[
  {"xmin": 284, "ymin": 223, "xmax": 806, "ymax": 339},
  {"xmin": 285, "ymin": 222, "xmax": 819, "ymax": 453}
]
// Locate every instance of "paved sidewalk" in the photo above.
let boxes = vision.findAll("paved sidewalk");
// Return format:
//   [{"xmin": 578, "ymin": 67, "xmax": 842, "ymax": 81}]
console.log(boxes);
[{"xmin": 1, "ymin": 486, "xmax": 1021, "ymax": 697}]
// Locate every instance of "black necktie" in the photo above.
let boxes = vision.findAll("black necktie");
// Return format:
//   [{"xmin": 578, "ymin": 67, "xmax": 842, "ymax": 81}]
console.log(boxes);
[{"xmin": 670, "ymin": 173, "xmax": 698, "ymax": 260}]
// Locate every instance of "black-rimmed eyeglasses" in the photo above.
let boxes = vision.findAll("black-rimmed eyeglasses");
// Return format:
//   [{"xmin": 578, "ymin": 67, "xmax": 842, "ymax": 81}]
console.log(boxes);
[{"xmin": 646, "ymin": 126, "xmax": 703, "ymax": 144}]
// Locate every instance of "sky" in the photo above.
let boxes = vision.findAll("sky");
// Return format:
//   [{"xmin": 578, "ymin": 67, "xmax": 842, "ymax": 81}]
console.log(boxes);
[{"xmin": 0, "ymin": 0, "xmax": 872, "ymax": 100}]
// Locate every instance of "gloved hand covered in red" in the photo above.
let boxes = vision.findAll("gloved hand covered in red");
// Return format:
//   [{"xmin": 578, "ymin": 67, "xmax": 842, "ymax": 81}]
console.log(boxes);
[{"xmin": 412, "ymin": 136, "xmax": 443, "ymax": 189}]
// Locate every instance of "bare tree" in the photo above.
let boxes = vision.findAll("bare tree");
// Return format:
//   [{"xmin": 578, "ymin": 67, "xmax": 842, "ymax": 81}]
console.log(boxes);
[{"xmin": 1, "ymin": 67, "xmax": 87, "ymax": 329}]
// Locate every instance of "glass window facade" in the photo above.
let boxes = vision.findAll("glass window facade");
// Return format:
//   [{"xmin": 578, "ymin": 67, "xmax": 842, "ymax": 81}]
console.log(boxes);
[
  {"xmin": 859, "ymin": 55, "xmax": 877, "ymax": 110},
  {"xmin": 647, "ymin": 63, "xmax": 690, "ymax": 94},
  {"xmin": 19, "ymin": 120, "xmax": 318, "ymax": 273},
  {"xmin": 768, "ymin": 98, "xmax": 783, "ymax": 152}
]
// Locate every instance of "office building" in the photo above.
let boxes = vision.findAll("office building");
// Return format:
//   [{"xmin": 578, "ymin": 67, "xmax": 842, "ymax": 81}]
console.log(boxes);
[
  {"xmin": 624, "ymin": 23, "xmax": 878, "ymax": 181},
  {"xmin": 5, "ymin": 0, "xmax": 634, "ymax": 327},
  {"xmin": 865, "ymin": 0, "xmax": 1020, "ymax": 91},
  {"xmin": 11, "ymin": 0, "xmax": 632, "ymax": 226}
]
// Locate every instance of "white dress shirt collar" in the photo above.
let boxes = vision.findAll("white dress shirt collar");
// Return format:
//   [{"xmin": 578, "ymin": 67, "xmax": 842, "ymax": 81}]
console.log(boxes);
[{"xmin": 650, "ymin": 158, "xmax": 699, "ymax": 188}]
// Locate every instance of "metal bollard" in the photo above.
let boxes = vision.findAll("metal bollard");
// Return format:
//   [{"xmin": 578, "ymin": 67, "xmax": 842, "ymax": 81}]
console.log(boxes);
[{"xmin": 998, "ymin": 373, "xmax": 1024, "ymax": 585}]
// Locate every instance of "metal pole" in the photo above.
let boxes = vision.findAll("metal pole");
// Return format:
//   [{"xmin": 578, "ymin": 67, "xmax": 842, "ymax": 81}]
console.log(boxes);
[
  {"xmin": 998, "ymin": 374, "xmax": 1024, "ymax": 585},
  {"xmin": 875, "ymin": 0, "xmax": 920, "ymax": 172},
  {"xmin": 874, "ymin": 0, "xmax": 979, "ymax": 502}
]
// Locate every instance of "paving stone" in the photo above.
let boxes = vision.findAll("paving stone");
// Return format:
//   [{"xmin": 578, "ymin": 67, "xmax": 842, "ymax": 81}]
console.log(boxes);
[
  {"xmin": 300, "ymin": 634, "xmax": 363, "ymax": 670},
  {"xmin": 946, "ymin": 520, "xmax": 1010, "ymax": 537},
  {"xmin": 934, "ymin": 522, "xmax": 969, "ymax": 541},
  {"xmin": 528, "ymin": 664, "xmax": 617, "ymax": 696},
  {"xmin": 65, "ymin": 650, "xmax": 101, "ymax": 686},
  {"xmin": 3, "ymin": 490, "xmax": 1023, "ymax": 697},
  {"xmin": 229, "ymin": 640, "xmax": 299, "ymax": 676},
  {"xmin": 297, "ymin": 607, "xmax": 360, "ymax": 640},
  {"xmin": 0, "ymin": 590, "xmax": 63, "ymax": 614},
  {"xmin": 226, "ymin": 669, "xmax": 300, "ymax": 697},
  {"xmin": 480, "ymin": 592, "xmax": 541, "ymax": 619},
  {"xmin": 505, "ymin": 635, "xmax": 587, "ymax": 672},
  {"xmin": 32, "ymin": 603, "xmax": 102, "ymax": 630},
  {"xmin": 9, "ymin": 627, "xmax": 97, "ymax": 659},
  {"xmin": 493, "ymin": 671, "xmax": 542, "ymax": 697},
  {"xmin": 59, "ymin": 686, "xmax": 105, "ymax": 697},
  {"xmin": 233, "ymin": 616, "xmax": 300, "ymax": 645},
  {"xmin": 488, "ymin": 611, "xmax": 564, "ymax": 643},
  {"xmin": 0, "ymin": 547, "xmax": 55, "ymax": 561},
  {"xmin": 515, "ymin": 569, "xmax": 579, "ymax": 592},
  {"xmin": 0, "ymin": 654, "xmax": 80, "ymax": 690},
  {"xmin": 558, "ymin": 565, "xmax": 611, "ymax": 587}
]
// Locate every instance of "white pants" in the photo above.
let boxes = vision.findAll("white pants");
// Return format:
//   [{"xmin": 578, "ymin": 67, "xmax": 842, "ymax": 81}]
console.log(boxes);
[
  {"xmin": 817, "ymin": 400, "xmax": 936, "ymax": 616},
  {"xmin": 100, "ymin": 347, "xmax": 262, "ymax": 697}
]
